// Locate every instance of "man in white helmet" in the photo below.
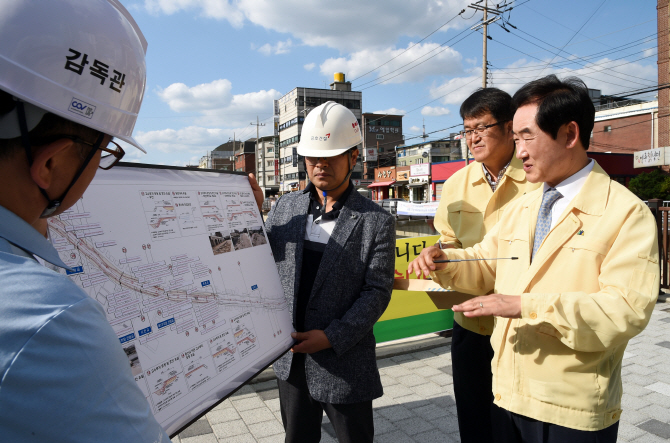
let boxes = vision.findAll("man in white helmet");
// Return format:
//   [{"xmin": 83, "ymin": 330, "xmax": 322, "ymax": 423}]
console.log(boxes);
[
  {"xmin": 257, "ymin": 101, "xmax": 395, "ymax": 442},
  {"xmin": 0, "ymin": 1, "xmax": 169, "ymax": 441}
]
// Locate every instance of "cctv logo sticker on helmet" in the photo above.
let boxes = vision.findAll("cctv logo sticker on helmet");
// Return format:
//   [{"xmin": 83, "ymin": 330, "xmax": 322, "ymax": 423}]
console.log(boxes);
[{"xmin": 68, "ymin": 97, "xmax": 96, "ymax": 119}]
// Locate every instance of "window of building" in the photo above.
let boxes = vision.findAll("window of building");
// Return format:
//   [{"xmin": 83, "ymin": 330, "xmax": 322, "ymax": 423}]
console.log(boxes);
[
  {"xmin": 376, "ymin": 134, "xmax": 384, "ymax": 140},
  {"xmin": 267, "ymin": 175, "xmax": 275, "ymax": 182},
  {"xmin": 279, "ymin": 135, "xmax": 300, "ymax": 148},
  {"xmin": 416, "ymin": 158, "xmax": 424, "ymax": 164},
  {"xmin": 400, "ymin": 160, "xmax": 406, "ymax": 166},
  {"xmin": 604, "ymin": 125, "xmax": 612, "ymax": 132},
  {"xmin": 409, "ymin": 149, "xmax": 418, "ymax": 156}
]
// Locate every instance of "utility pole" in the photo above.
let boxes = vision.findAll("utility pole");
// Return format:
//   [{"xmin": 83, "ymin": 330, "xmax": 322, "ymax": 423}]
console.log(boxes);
[
  {"xmin": 468, "ymin": 0, "xmax": 504, "ymax": 88},
  {"xmin": 250, "ymin": 117, "xmax": 266, "ymax": 194}
]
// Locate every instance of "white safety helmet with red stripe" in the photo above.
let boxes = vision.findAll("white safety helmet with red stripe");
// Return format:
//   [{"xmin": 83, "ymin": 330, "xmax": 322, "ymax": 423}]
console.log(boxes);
[
  {"xmin": 297, "ymin": 101, "xmax": 362, "ymax": 157},
  {"xmin": 0, "ymin": 0, "xmax": 148, "ymax": 151}
]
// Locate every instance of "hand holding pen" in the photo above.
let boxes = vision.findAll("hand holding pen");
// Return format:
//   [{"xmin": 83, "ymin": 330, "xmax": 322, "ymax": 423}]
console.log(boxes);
[{"xmin": 409, "ymin": 239, "xmax": 516, "ymax": 278}]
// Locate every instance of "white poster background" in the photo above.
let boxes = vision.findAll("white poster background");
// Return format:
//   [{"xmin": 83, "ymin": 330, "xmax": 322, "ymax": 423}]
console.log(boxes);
[{"xmin": 46, "ymin": 165, "xmax": 293, "ymax": 437}]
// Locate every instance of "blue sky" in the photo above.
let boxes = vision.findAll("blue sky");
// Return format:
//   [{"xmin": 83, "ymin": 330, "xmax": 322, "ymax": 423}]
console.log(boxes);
[{"xmin": 120, "ymin": 0, "xmax": 659, "ymax": 166}]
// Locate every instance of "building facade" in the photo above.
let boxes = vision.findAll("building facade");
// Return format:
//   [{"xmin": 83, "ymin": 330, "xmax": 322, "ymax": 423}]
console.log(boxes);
[
  {"xmin": 591, "ymin": 100, "xmax": 658, "ymax": 154},
  {"xmin": 256, "ymin": 135, "xmax": 280, "ymax": 196},
  {"xmin": 276, "ymin": 73, "xmax": 363, "ymax": 193},
  {"xmin": 233, "ymin": 139, "xmax": 256, "ymax": 173},
  {"xmin": 199, "ymin": 142, "xmax": 236, "ymax": 171},
  {"xmin": 361, "ymin": 113, "xmax": 404, "ymax": 179}
]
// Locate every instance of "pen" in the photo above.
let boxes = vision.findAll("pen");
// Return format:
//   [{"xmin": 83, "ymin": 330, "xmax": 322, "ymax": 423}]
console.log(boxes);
[{"xmin": 433, "ymin": 257, "xmax": 518, "ymax": 263}]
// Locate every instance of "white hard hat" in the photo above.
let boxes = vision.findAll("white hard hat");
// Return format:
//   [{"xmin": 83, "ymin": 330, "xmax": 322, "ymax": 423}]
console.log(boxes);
[
  {"xmin": 297, "ymin": 101, "xmax": 362, "ymax": 157},
  {"xmin": 0, "ymin": 0, "xmax": 148, "ymax": 152}
]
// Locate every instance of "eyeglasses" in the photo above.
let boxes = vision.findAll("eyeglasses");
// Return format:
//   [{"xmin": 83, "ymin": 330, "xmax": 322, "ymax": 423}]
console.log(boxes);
[
  {"xmin": 463, "ymin": 120, "xmax": 509, "ymax": 138},
  {"xmin": 33, "ymin": 134, "xmax": 125, "ymax": 170}
]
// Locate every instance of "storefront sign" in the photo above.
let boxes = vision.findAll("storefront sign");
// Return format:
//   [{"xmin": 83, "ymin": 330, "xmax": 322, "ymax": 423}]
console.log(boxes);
[
  {"xmin": 365, "ymin": 147, "xmax": 377, "ymax": 161},
  {"xmin": 376, "ymin": 167, "xmax": 396, "ymax": 181},
  {"xmin": 634, "ymin": 147, "xmax": 668, "ymax": 168},
  {"xmin": 409, "ymin": 176, "xmax": 428, "ymax": 185},
  {"xmin": 410, "ymin": 164, "xmax": 430, "ymax": 177},
  {"xmin": 396, "ymin": 170, "xmax": 410, "ymax": 181}
]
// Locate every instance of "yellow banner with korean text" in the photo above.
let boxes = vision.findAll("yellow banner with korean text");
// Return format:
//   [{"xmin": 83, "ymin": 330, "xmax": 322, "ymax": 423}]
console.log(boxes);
[{"xmin": 373, "ymin": 235, "xmax": 454, "ymax": 343}]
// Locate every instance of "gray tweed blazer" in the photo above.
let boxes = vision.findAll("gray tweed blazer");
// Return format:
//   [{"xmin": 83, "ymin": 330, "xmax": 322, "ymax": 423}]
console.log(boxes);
[{"xmin": 265, "ymin": 187, "xmax": 395, "ymax": 404}]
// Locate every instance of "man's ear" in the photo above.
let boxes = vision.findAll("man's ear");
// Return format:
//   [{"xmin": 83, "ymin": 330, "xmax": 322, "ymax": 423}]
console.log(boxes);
[
  {"xmin": 565, "ymin": 121, "xmax": 580, "ymax": 150},
  {"xmin": 29, "ymin": 139, "xmax": 75, "ymax": 190}
]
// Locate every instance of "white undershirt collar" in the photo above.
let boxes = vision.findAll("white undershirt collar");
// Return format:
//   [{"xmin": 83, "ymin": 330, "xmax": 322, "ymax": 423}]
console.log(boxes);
[{"xmin": 543, "ymin": 158, "xmax": 594, "ymax": 229}]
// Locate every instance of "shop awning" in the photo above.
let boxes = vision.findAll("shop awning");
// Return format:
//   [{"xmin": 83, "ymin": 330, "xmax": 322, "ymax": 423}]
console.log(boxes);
[
  {"xmin": 407, "ymin": 182, "xmax": 428, "ymax": 187},
  {"xmin": 391, "ymin": 181, "xmax": 408, "ymax": 187},
  {"xmin": 367, "ymin": 180, "xmax": 395, "ymax": 188}
]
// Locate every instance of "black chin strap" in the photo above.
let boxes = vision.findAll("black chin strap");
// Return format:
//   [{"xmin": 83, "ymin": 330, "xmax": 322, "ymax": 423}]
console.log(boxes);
[
  {"xmin": 15, "ymin": 100, "xmax": 104, "ymax": 218},
  {"xmin": 317, "ymin": 151, "xmax": 355, "ymax": 217}
]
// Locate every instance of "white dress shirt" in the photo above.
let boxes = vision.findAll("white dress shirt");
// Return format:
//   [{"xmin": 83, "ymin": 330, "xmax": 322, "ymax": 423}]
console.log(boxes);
[{"xmin": 544, "ymin": 159, "xmax": 594, "ymax": 230}]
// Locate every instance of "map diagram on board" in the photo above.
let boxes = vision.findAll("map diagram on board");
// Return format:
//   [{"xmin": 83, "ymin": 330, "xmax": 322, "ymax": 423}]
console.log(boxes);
[{"xmin": 46, "ymin": 165, "xmax": 293, "ymax": 437}]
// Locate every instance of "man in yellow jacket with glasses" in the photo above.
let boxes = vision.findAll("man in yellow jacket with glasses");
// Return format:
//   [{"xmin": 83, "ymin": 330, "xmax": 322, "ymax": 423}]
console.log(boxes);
[
  {"xmin": 433, "ymin": 87, "xmax": 539, "ymax": 443},
  {"xmin": 409, "ymin": 75, "xmax": 659, "ymax": 442}
]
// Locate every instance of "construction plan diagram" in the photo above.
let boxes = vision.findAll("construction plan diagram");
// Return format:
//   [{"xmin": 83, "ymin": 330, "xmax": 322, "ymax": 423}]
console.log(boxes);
[{"xmin": 47, "ymin": 165, "xmax": 293, "ymax": 436}]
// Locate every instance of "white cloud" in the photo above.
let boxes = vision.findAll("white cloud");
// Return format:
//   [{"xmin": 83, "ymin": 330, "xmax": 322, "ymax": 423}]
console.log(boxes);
[
  {"xmin": 485, "ymin": 57, "xmax": 657, "ymax": 97},
  {"xmin": 409, "ymin": 125, "xmax": 421, "ymax": 132},
  {"xmin": 139, "ymin": 78, "xmax": 280, "ymax": 157},
  {"xmin": 143, "ymin": 0, "xmax": 469, "ymax": 51},
  {"xmin": 156, "ymin": 78, "xmax": 282, "ymax": 127},
  {"xmin": 257, "ymin": 39, "xmax": 293, "ymax": 55},
  {"xmin": 144, "ymin": 0, "xmax": 245, "ymax": 26},
  {"xmin": 426, "ymin": 56, "xmax": 658, "ymax": 110},
  {"xmin": 303, "ymin": 62, "xmax": 316, "ymax": 71},
  {"xmin": 643, "ymin": 48, "xmax": 656, "ymax": 58},
  {"xmin": 421, "ymin": 106, "xmax": 450, "ymax": 116},
  {"xmin": 157, "ymin": 79, "xmax": 233, "ymax": 112},
  {"xmin": 320, "ymin": 42, "xmax": 463, "ymax": 85},
  {"xmin": 373, "ymin": 108, "xmax": 406, "ymax": 115},
  {"xmin": 134, "ymin": 126, "xmax": 231, "ymax": 154},
  {"xmin": 428, "ymin": 74, "xmax": 481, "ymax": 105}
]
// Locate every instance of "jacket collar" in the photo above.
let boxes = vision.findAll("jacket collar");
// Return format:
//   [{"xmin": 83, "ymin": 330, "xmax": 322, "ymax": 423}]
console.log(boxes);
[
  {"xmin": 522, "ymin": 161, "xmax": 610, "ymax": 216},
  {"xmin": 307, "ymin": 189, "xmax": 364, "ymax": 297},
  {"xmin": 0, "ymin": 205, "xmax": 70, "ymax": 269},
  {"xmin": 471, "ymin": 151, "xmax": 525, "ymax": 185}
]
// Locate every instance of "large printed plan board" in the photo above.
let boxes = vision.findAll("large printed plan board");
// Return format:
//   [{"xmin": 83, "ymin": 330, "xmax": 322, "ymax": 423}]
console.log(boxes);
[{"xmin": 45, "ymin": 164, "xmax": 293, "ymax": 437}]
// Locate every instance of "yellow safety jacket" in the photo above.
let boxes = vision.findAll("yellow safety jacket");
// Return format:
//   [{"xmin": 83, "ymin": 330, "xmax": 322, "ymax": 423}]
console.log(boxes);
[
  {"xmin": 433, "ymin": 154, "xmax": 540, "ymax": 335},
  {"xmin": 431, "ymin": 163, "xmax": 660, "ymax": 431}
]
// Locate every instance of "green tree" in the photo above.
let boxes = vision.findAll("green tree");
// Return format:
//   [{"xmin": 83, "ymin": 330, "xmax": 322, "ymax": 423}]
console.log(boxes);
[{"xmin": 628, "ymin": 169, "xmax": 670, "ymax": 200}]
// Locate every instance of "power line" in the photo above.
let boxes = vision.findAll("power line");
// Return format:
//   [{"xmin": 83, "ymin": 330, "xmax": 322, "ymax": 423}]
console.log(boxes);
[
  {"xmin": 350, "ymin": 9, "xmax": 466, "ymax": 83},
  {"xmin": 498, "ymin": 26, "xmax": 658, "ymax": 85},
  {"xmin": 489, "ymin": 19, "xmax": 658, "ymax": 65},
  {"xmin": 356, "ymin": 28, "xmax": 477, "ymax": 89},
  {"xmin": 537, "ymin": 0, "xmax": 608, "ymax": 76}
]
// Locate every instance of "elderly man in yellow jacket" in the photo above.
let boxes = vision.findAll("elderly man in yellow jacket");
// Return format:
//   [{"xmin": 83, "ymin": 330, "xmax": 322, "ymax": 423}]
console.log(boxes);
[
  {"xmin": 434, "ymin": 87, "xmax": 539, "ymax": 443},
  {"xmin": 409, "ymin": 75, "xmax": 659, "ymax": 443}
]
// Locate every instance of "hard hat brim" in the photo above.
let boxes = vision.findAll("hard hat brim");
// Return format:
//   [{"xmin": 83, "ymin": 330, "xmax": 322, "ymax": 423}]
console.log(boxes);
[
  {"xmin": 116, "ymin": 134, "xmax": 147, "ymax": 153},
  {"xmin": 297, "ymin": 145, "xmax": 357, "ymax": 158}
]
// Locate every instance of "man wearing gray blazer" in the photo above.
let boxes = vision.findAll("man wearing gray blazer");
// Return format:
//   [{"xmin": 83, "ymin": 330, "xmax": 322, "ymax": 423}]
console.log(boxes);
[{"xmin": 263, "ymin": 102, "xmax": 395, "ymax": 443}]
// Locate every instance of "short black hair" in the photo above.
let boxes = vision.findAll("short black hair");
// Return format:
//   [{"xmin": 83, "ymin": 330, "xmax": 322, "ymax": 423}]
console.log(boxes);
[
  {"xmin": 0, "ymin": 90, "xmax": 100, "ymax": 161},
  {"xmin": 459, "ymin": 87, "xmax": 514, "ymax": 124},
  {"xmin": 512, "ymin": 75, "xmax": 594, "ymax": 150}
]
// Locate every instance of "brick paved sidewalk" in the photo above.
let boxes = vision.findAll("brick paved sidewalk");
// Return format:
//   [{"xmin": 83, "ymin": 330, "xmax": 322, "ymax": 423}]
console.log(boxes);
[{"xmin": 171, "ymin": 297, "xmax": 670, "ymax": 442}]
